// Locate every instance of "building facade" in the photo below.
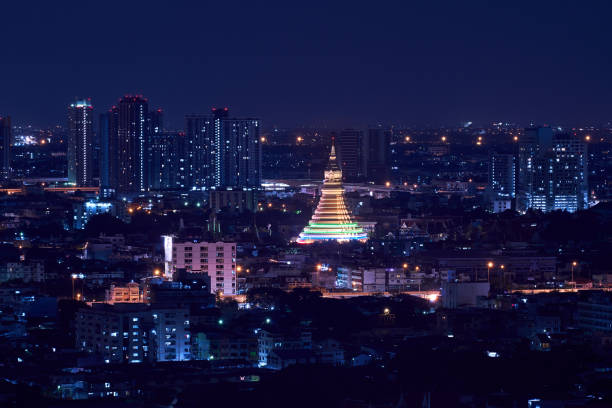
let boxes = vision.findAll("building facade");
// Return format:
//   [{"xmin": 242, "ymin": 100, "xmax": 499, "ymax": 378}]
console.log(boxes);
[
  {"xmin": 488, "ymin": 153, "xmax": 516, "ymax": 212},
  {"xmin": 518, "ymin": 127, "xmax": 588, "ymax": 213},
  {"xmin": 67, "ymin": 99, "xmax": 94, "ymax": 186},
  {"xmin": 337, "ymin": 129, "xmax": 365, "ymax": 181},
  {"xmin": 167, "ymin": 240, "xmax": 237, "ymax": 295},
  {"xmin": 75, "ymin": 303, "xmax": 191, "ymax": 363},
  {"xmin": 109, "ymin": 96, "xmax": 150, "ymax": 193},
  {"xmin": 184, "ymin": 108, "xmax": 261, "ymax": 190},
  {"xmin": 365, "ymin": 127, "xmax": 391, "ymax": 183}
]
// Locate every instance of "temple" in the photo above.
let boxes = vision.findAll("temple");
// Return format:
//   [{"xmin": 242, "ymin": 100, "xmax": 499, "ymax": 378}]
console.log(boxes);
[{"xmin": 297, "ymin": 143, "xmax": 368, "ymax": 244}]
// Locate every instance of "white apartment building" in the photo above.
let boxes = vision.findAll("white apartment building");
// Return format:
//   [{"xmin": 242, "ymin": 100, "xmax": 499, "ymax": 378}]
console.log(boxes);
[{"xmin": 168, "ymin": 240, "xmax": 236, "ymax": 295}]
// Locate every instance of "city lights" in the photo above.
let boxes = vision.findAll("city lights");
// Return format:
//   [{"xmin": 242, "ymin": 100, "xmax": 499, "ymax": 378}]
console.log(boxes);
[{"xmin": 297, "ymin": 144, "xmax": 367, "ymax": 244}]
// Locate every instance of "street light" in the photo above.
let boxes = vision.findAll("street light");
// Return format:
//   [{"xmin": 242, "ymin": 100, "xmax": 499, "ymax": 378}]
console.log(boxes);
[
  {"xmin": 487, "ymin": 262, "xmax": 494, "ymax": 283},
  {"xmin": 571, "ymin": 261, "xmax": 578, "ymax": 288},
  {"xmin": 402, "ymin": 263, "xmax": 408, "ymax": 269},
  {"xmin": 153, "ymin": 269, "xmax": 161, "ymax": 276}
]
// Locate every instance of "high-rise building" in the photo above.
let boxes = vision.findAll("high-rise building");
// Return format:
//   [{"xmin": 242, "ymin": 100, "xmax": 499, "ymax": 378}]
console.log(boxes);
[
  {"xmin": 150, "ymin": 131, "xmax": 189, "ymax": 190},
  {"xmin": 518, "ymin": 127, "xmax": 588, "ymax": 213},
  {"xmin": 98, "ymin": 111, "xmax": 111, "ymax": 190},
  {"xmin": 297, "ymin": 143, "xmax": 368, "ymax": 244},
  {"xmin": 488, "ymin": 153, "xmax": 516, "ymax": 212},
  {"xmin": 185, "ymin": 108, "xmax": 261, "ymax": 189},
  {"xmin": 0, "ymin": 116, "xmax": 11, "ymax": 180},
  {"xmin": 114, "ymin": 96, "xmax": 149, "ymax": 193},
  {"xmin": 365, "ymin": 127, "xmax": 391, "ymax": 183},
  {"xmin": 147, "ymin": 108, "xmax": 163, "ymax": 189},
  {"xmin": 67, "ymin": 99, "xmax": 94, "ymax": 186},
  {"xmin": 337, "ymin": 129, "xmax": 365, "ymax": 181},
  {"xmin": 185, "ymin": 113, "xmax": 214, "ymax": 188},
  {"xmin": 216, "ymin": 116, "xmax": 261, "ymax": 188}
]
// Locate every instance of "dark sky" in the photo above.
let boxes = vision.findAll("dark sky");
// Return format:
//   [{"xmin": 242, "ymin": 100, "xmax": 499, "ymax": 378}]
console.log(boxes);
[{"xmin": 1, "ymin": 0, "xmax": 611, "ymax": 129}]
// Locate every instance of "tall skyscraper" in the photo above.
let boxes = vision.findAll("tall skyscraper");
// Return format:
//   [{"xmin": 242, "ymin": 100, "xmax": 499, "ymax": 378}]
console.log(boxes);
[
  {"xmin": 185, "ymin": 113, "xmax": 215, "ymax": 188},
  {"xmin": 147, "ymin": 109, "xmax": 164, "ymax": 189},
  {"xmin": 150, "ymin": 131, "xmax": 189, "ymax": 190},
  {"xmin": 216, "ymin": 115, "xmax": 261, "ymax": 188},
  {"xmin": 337, "ymin": 129, "xmax": 365, "ymax": 181},
  {"xmin": 184, "ymin": 108, "xmax": 261, "ymax": 189},
  {"xmin": 518, "ymin": 127, "xmax": 588, "ymax": 213},
  {"xmin": 99, "ymin": 106, "xmax": 120, "ymax": 194},
  {"xmin": 488, "ymin": 153, "xmax": 516, "ymax": 212},
  {"xmin": 116, "ymin": 96, "xmax": 149, "ymax": 193},
  {"xmin": 98, "ymin": 112, "xmax": 110, "ymax": 189},
  {"xmin": 67, "ymin": 99, "xmax": 94, "ymax": 186},
  {"xmin": 365, "ymin": 127, "xmax": 391, "ymax": 183},
  {"xmin": 0, "ymin": 116, "xmax": 11, "ymax": 180}
]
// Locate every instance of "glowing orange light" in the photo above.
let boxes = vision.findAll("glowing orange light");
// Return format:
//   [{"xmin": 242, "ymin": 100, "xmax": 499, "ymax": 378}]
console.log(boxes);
[{"xmin": 441, "ymin": 136, "xmax": 447, "ymax": 142}]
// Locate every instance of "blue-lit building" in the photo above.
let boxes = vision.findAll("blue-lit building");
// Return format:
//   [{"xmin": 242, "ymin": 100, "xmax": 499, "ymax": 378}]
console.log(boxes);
[
  {"xmin": 73, "ymin": 201, "xmax": 114, "ymax": 229},
  {"xmin": 185, "ymin": 108, "xmax": 261, "ymax": 189},
  {"xmin": 518, "ymin": 127, "xmax": 588, "ymax": 213},
  {"xmin": 488, "ymin": 153, "xmax": 516, "ymax": 212},
  {"xmin": 67, "ymin": 99, "xmax": 94, "ymax": 187}
]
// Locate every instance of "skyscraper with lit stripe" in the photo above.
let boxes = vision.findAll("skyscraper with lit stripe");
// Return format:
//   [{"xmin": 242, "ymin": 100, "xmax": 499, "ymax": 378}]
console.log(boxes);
[
  {"xmin": 116, "ymin": 95, "xmax": 149, "ymax": 193},
  {"xmin": 297, "ymin": 143, "xmax": 367, "ymax": 244},
  {"xmin": 67, "ymin": 99, "xmax": 94, "ymax": 186}
]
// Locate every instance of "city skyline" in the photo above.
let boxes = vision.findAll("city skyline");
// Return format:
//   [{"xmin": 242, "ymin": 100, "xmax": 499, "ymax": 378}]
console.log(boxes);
[{"xmin": 1, "ymin": 2, "xmax": 611, "ymax": 406}]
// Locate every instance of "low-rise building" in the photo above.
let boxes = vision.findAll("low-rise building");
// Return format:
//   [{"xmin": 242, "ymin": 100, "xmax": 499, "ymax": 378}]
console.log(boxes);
[
  {"xmin": 75, "ymin": 303, "xmax": 190, "ymax": 364},
  {"xmin": 164, "ymin": 237, "xmax": 236, "ymax": 295},
  {"xmin": 257, "ymin": 329, "xmax": 312, "ymax": 367}
]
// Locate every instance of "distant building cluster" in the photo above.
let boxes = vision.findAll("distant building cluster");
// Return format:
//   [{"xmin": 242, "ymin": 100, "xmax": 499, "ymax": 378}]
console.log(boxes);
[
  {"xmin": 488, "ymin": 126, "xmax": 589, "ymax": 213},
  {"xmin": 64, "ymin": 97, "xmax": 262, "ymax": 196}
]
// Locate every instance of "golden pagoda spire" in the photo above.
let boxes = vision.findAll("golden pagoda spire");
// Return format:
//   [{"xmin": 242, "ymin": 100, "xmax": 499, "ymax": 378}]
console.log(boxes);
[{"xmin": 297, "ymin": 138, "xmax": 367, "ymax": 244}]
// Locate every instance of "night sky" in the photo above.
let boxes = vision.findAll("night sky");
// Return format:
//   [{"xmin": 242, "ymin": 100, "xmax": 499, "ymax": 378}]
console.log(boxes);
[{"xmin": 1, "ymin": 1, "xmax": 611, "ymax": 128}]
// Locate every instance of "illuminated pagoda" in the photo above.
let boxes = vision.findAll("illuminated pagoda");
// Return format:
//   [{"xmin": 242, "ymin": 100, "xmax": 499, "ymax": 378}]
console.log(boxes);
[{"xmin": 297, "ymin": 143, "xmax": 367, "ymax": 244}]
